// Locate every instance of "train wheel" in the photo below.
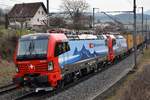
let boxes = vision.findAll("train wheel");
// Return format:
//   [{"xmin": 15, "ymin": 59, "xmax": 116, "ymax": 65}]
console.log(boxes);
[
  {"xmin": 65, "ymin": 73, "xmax": 74, "ymax": 84},
  {"xmin": 57, "ymin": 80, "xmax": 65, "ymax": 89},
  {"xmin": 81, "ymin": 68, "xmax": 88, "ymax": 76},
  {"xmin": 114, "ymin": 57, "xmax": 118, "ymax": 64},
  {"xmin": 93, "ymin": 64, "xmax": 98, "ymax": 73},
  {"xmin": 96, "ymin": 63, "xmax": 101, "ymax": 71}
]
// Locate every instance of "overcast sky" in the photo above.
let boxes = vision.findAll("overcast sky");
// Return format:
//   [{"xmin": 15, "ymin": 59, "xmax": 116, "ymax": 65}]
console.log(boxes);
[{"xmin": 0, "ymin": 0, "xmax": 150, "ymax": 12}]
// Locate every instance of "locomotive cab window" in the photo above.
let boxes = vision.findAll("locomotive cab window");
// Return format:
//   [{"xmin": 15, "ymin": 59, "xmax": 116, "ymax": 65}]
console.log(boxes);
[{"xmin": 55, "ymin": 42, "xmax": 70, "ymax": 57}]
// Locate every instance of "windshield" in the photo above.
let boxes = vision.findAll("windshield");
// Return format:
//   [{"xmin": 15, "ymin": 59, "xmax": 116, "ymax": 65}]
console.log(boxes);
[{"xmin": 17, "ymin": 39, "xmax": 48, "ymax": 60}]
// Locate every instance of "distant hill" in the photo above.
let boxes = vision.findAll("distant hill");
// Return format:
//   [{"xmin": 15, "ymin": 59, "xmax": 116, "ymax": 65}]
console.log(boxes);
[
  {"xmin": 51, "ymin": 11, "xmax": 150, "ymax": 26},
  {"xmin": 93, "ymin": 13, "xmax": 150, "ymax": 24},
  {"xmin": 114, "ymin": 14, "xmax": 150, "ymax": 22},
  {"xmin": 145, "ymin": 10, "xmax": 150, "ymax": 15}
]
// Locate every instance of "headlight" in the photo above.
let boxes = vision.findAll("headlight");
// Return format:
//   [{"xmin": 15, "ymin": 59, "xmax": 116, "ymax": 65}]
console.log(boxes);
[{"xmin": 48, "ymin": 62, "xmax": 53, "ymax": 71}]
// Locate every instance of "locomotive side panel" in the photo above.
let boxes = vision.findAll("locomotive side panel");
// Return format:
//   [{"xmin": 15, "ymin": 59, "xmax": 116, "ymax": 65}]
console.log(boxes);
[
  {"xmin": 58, "ymin": 39, "xmax": 108, "ymax": 74},
  {"xmin": 113, "ymin": 35, "xmax": 128, "ymax": 56}
]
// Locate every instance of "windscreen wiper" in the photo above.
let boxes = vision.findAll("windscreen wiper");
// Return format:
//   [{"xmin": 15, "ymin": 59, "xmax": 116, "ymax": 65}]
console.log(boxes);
[{"xmin": 24, "ymin": 40, "xmax": 34, "ymax": 55}]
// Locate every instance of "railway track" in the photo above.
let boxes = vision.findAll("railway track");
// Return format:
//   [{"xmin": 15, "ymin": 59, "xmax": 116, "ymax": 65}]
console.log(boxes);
[
  {"xmin": 0, "ymin": 83, "xmax": 17, "ymax": 95},
  {"xmin": 46, "ymin": 54, "xmax": 139, "ymax": 100},
  {"xmin": 0, "ymin": 83, "xmax": 35, "ymax": 100},
  {"xmin": 7, "ymin": 62, "xmax": 115, "ymax": 100},
  {"xmin": 20, "ymin": 53, "xmax": 131, "ymax": 100},
  {"xmin": 0, "ymin": 50, "xmax": 141, "ymax": 100},
  {"xmin": 13, "ymin": 90, "xmax": 35, "ymax": 100}
]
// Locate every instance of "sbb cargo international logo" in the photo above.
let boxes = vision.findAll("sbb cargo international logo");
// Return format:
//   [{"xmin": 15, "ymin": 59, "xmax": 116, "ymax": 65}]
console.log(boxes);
[
  {"xmin": 89, "ymin": 43, "xmax": 104, "ymax": 48},
  {"xmin": 89, "ymin": 43, "xmax": 94, "ymax": 48}
]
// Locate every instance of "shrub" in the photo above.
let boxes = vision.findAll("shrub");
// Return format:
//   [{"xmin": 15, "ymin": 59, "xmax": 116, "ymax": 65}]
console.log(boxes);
[
  {"xmin": 121, "ymin": 66, "xmax": 150, "ymax": 100},
  {"xmin": 0, "ymin": 28, "xmax": 19, "ymax": 61}
]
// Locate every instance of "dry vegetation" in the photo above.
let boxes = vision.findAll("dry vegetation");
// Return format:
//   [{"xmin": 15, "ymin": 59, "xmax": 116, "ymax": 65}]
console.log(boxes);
[
  {"xmin": 0, "ymin": 26, "xmax": 16, "ymax": 86},
  {"xmin": 0, "ymin": 26, "xmax": 18, "ymax": 60},
  {"xmin": 0, "ymin": 61, "xmax": 15, "ymax": 86},
  {"xmin": 0, "ymin": 25, "xmax": 33, "ymax": 60},
  {"xmin": 0, "ymin": 26, "xmax": 34, "ymax": 87},
  {"xmin": 107, "ymin": 48, "xmax": 150, "ymax": 100}
]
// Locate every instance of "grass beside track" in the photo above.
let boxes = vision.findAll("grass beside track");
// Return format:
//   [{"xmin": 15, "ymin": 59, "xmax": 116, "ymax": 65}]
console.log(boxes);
[
  {"xmin": 106, "ymin": 48, "xmax": 150, "ymax": 100},
  {"xmin": 0, "ymin": 26, "xmax": 33, "ymax": 87},
  {"xmin": 0, "ymin": 61, "xmax": 15, "ymax": 87}
]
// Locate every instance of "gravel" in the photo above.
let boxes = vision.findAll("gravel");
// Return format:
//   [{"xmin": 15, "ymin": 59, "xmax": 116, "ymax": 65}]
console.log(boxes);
[
  {"xmin": 43, "ymin": 54, "xmax": 141, "ymax": 100},
  {"xmin": 0, "ymin": 54, "xmax": 141, "ymax": 100},
  {"xmin": 0, "ymin": 88, "xmax": 28, "ymax": 100}
]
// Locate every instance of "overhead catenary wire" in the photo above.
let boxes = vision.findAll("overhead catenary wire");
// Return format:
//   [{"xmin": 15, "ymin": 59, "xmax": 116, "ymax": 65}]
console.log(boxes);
[{"xmin": 0, "ymin": 3, "xmax": 10, "ymax": 7}]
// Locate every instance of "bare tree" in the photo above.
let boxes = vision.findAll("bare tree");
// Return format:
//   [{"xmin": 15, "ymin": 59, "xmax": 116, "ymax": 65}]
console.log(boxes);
[
  {"xmin": 49, "ymin": 16, "xmax": 66, "ymax": 28},
  {"xmin": 61, "ymin": 0, "xmax": 89, "ymax": 30},
  {"xmin": 95, "ymin": 26, "xmax": 104, "ymax": 34}
]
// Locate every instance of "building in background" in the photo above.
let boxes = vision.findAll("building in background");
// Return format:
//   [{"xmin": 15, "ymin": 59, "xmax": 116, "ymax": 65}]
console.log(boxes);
[{"xmin": 8, "ymin": 2, "xmax": 48, "ymax": 31}]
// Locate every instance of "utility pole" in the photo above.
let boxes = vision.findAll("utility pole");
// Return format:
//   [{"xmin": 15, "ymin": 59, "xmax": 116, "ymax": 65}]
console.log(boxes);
[
  {"xmin": 140, "ymin": 7, "xmax": 144, "ymax": 53},
  {"xmin": 146, "ymin": 17, "xmax": 148, "ymax": 49},
  {"xmin": 47, "ymin": 0, "xmax": 49, "ymax": 13},
  {"xmin": 93, "ymin": 8, "xmax": 95, "ymax": 29},
  {"xmin": 148, "ymin": 26, "xmax": 150, "ymax": 44},
  {"xmin": 93, "ymin": 8, "xmax": 99, "ymax": 30},
  {"xmin": 133, "ymin": 0, "xmax": 137, "ymax": 68},
  {"xmin": 142, "ymin": 7, "xmax": 144, "ymax": 53},
  {"xmin": 5, "ymin": 14, "xmax": 8, "ymax": 29},
  {"xmin": 47, "ymin": 0, "xmax": 49, "ymax": 27}
]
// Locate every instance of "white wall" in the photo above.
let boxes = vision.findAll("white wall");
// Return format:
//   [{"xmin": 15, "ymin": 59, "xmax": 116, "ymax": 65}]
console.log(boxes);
[
  {"xmin": 9, "ymin": 6, "xmax": 48, "ymax": 29},
  {"xmin": 29, "ymin": 6, "xmax": 47, "ymax": 26}
]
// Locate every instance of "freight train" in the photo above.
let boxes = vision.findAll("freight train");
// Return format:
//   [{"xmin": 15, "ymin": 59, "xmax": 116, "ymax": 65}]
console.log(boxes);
[{"xmin": 13, "ymin": 32, "xmax": 143, "ymax": 92}]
